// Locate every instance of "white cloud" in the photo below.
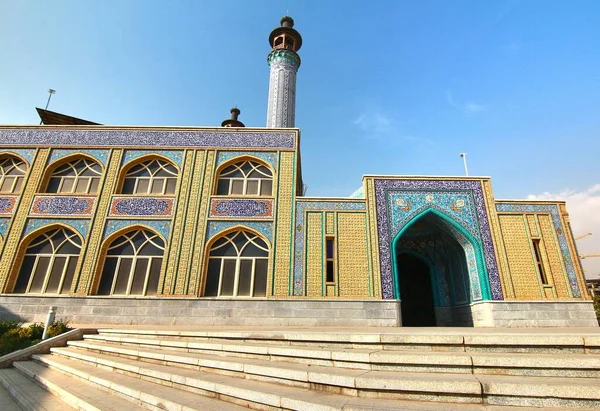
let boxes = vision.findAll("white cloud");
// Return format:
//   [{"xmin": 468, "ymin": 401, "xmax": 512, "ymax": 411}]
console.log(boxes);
[
  {"xmin": 528, "ymin": 184, "xmax": 600, "ymax": 279},
  {"xmin": 353, "ymin": 111, "xmax": 392, "ymax": 135},
  {"xmin": 446, "ymin": 91, "xmax": 485, "ymax": 113}
]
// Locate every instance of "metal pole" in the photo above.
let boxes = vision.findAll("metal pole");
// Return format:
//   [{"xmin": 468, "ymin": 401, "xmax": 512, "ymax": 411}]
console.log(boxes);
[
  {"xmin": 460, "ymin": 153, "xmax": 469, "ymax": 176},
  {"xmin": 42, "ymin": 306, "xmax": 56, "ymax": 340},
  {"xmin": 40, "ymin": 89, "xmax": 56, "ymax": 125}
]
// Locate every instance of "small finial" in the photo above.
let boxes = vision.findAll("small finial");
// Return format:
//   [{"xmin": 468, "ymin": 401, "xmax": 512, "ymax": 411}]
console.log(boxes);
[
  {"xmin": 222, "ymin": 107, "xmax": 245, "ymax": 127},
  {"xmin": 230, "ymin": 107, "xmax": 240, "ymax": 121},
  {"xmin": 281, "ymin": 16, "xmax": 294, "ymax": 28}
]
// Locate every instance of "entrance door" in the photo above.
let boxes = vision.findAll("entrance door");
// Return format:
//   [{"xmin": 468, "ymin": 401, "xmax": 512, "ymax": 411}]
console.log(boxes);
[{"xmin": 397, "ymin": 253, "xmax": 436, "ymax": 326}]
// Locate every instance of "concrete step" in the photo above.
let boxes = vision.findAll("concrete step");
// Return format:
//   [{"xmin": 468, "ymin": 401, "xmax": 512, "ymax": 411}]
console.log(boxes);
[
  {"xmin": 94, "ymin": 328, "xmax": 600, "ymax": 353},
  {"xmin": 12, "ymin": 361, "xmax": 148, "ymax": 411},
  {"xmin": 46, "ymin": 345, "xmax": 600, "ymax": 408},
  {"xmin": 78, "ymin": 334, "xmax": 600, "ymax": 378},
  {"xmin": 29, "ymin": 351, "xmax": 489, "ymax": 410},
  {"xmin": 0, "ymin": 378, "xmax": 25, "ymax": 411},
  {"xmin": 0, "ymin": 368, "xmax": 73, "ymax": 411}
]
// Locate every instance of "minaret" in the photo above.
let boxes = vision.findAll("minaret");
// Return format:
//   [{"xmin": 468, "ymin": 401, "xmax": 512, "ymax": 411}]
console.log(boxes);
[{"xmin": 266, "ymin": 16, "xmax": 302, "ymax": 128}]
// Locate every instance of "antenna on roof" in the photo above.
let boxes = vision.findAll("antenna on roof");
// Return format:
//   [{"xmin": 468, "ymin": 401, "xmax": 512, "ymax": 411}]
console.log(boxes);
[{"xmin": 40, "ymin": 89, "xmax": 56, "ymax": 125}]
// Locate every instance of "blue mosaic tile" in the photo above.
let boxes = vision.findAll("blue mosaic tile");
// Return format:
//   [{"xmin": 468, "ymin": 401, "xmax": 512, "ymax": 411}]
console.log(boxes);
[
  {"xmin": 23, "ymin": 218, "xmax": 90, "ymax": 238},
  {"xmin": 0, "ymin": 218, "xmax": 9, "ymax": 238},
  {"xmin": 109, "ymin": 197, "xmax": 174, "ymax": 217},
  {"xmin": 123, "ymin": 150, "xmax": 184, "ymax": 168},
  {"xmin": 209, "ymin": 198, "xmax": 273, "ymax": 218},
  {"xmin": 496, "ymin": 203, "xmax": 582, "ymax": 298},
  {"xmin": 374, "ymin": 179, "xmax": 502, "ymax": 301},
  {"xmin": 216, "ymin": 151, "xmax": 278, "ymax": 169},
  {"xmin": 206, "ymin": 221, "xmax": 273, "ymax": 244},
  {"xmin": 0, "ymin": 148, "xmax": 36, "ymax": 165},
  {"xmin": 31, "ymin": 196, "xmax": 95, "ymax": 216},
  {"xmin": 104, "ymin": 219, "xmax": 172, "ymax": 241},
  {"xmin": 293, "ymin": 200, "xmax": 367, "ymax": 296},
  {"xmin": 349, "ymin": 187, "xmax": 365, "ymax": 199},
  {"xmin": 0, "ymin": 129, "xmax": 296, "ymax": 149},
  {"xmin": 49, "ymin": 149, "xmax": 109, "ymax": 166}
]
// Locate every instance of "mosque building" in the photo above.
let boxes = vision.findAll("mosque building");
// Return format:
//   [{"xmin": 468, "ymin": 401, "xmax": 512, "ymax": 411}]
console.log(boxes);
[{"xmin": 0, "ymin": 17, "xmax": 596, "ymax": 327}]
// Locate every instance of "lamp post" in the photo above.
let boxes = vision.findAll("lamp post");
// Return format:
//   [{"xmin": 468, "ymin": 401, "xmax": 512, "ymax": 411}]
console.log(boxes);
[{"xmin": 459, "ymin": 153, "xmax": 469, "ymax": 176}]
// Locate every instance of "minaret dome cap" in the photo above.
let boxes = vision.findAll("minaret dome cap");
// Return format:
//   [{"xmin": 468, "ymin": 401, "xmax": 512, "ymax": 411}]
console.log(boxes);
[
  {"xmin": 269, "ymin": 15, "xmax": 302, "ymax": 51},
  {"xmin": 280, "ymin": 16, "xmax": 294, "ymax": 27},
  {"xmin": 221, "ymin": 107, "xmax": 245, "ymax": 127}
]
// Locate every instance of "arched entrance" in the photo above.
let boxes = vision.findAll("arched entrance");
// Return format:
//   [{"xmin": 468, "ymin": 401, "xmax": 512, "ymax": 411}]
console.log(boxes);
[{"xmin": 393, "ymin": 210, "xmax": 485, "ymax": 326}]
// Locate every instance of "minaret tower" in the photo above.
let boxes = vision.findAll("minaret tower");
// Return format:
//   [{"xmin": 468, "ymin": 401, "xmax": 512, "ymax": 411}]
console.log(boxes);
[{"xmin": 266, "ymin": 16, "xmax": 302, "ymax": 128}]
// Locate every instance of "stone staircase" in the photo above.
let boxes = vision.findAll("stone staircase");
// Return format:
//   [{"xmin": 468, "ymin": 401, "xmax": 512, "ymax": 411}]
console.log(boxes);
[{"xmin": 1, "ymin": 327, "xmax": 600, "ymax": 410}]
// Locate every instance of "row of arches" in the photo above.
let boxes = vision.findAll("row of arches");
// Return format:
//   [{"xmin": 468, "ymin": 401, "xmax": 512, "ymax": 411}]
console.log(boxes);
[
  {"xmin": 10, "ymin": 226, "xmax": 270, "ymax": 298},
  {"xmin": 0, "ymin": 154, "xmax": 274, "ymax": 197}
]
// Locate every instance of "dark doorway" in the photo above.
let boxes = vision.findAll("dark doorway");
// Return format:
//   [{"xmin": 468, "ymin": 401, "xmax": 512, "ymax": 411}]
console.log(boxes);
[{"xmin": 397, "ymin": 253, "xmax": 436, "ymax": 326}]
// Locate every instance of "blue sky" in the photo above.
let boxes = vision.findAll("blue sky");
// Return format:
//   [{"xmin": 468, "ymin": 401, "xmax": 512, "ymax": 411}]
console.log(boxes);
[{"xmin": 1, "ymin": 1, "xmax": 600, "ymax": 274}]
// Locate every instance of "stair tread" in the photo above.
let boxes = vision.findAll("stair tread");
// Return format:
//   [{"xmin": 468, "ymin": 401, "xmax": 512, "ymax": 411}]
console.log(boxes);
[
  {"xmin": 0, "ymin": 368, "xmax": 73, "ymax": 411},
  {"xmin": 34, "ymin": 350, "xmax": 492, "ymax": 409},
  {"xmin": 13, "ymin": 360, "xmax": 148, "ymax": 411},
  {"xmin": 28, "ymin": 355, "xmax": 251, "ymax": 411},
  {"xmin": 83, "ymin": 333, "xmax": 600, "ymax": 368}
]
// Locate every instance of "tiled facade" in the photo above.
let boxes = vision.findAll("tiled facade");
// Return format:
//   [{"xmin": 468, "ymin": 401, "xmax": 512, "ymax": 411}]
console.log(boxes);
[{"xmin": 0, "ymin": 125, "xmax": 593, "ymax": 327}]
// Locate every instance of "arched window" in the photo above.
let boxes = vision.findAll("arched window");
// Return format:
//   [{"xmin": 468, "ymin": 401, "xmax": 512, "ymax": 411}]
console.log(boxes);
[
  {"xmin": 13, "ymin": 228, "xmax": 81, "ymax": 294},
  {"xmin": 46, "ymin": 158, "xmax": 102, "ymax": 194},
  {"xmin": 97, "ymin": 229, "xmax": 164, "ymax": 296},
  {"xmin": 216, "ymin": 160, "xmax": 273, "ymax": 196},
  {"xmin": 205, "ymin": 230, "xmax": 269, "ymax": 297},
  {"xmin": 121, "ymin": 159, "xmax": 178, "ymax": 195},
  {"xmin": 0, "ymin": 155, "xmax": 27, "ymax": 193}
]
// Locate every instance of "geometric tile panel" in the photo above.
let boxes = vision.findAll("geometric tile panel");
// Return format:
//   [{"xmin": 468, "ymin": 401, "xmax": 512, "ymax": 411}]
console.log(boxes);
[
  {"xmin": 23, "ymin": 218, "xmax": 90, "ymax": 238},
  {"xmin": 293, "ymin": 200, "xmax": 367, "ymax": 296},
  {"xmin": 0, "ymin": 148, "xmax": 36, "ymax": 164},
  {"xmin": 0, "ymin": 129, "xmax": 297, "ymax": 149},
  {"xmin": 109, "ymin": 197, "xmax": 175, "ymax": 217},
  {"xmin": 496, "ymin": 202, "xmax": 582, "ymax": 298},
  {"xmin": 374, "ymin": 179, "xmax": 502, "ymax": 301},
  {"xmin": 209, "ymin": 198, "xmax": 273, "ymax": 219},
  {"xmin": 30, "ymin": 196, "xmax": 95, "ymax": 216},
  {"xmin": 122, "ymin": 150, "xmax": 184, "ymax": 168},
  {"xmin": 49, "ymin": 148, "xmax": 109, "ymax": 166},
  {"xmin": 206, "ymin": 221, "xmax": 273, "ymax": 244},
  {"xmin": 0, "ymin": 196, "xmax": 17, "ymax": 215},
  {"xmin": 216, "ymin": 151, "xmax": 278, "ymax": 169},
  {"xmin": 103, "ymin": 219, "xmax": 172, "ymax": 241}
]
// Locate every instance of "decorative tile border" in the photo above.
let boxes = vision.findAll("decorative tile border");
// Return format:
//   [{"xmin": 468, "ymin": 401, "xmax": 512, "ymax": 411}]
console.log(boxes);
[
  {"xmin": 49, "ymin": 149, "xmax": 109, "ymax": 166},
  {"xmin": 109, "ymin": 197, "xmax": 175, "ymax": 217},
  {"xmin": 0, "ymin": 196, "xmax": 17, "ymax": 215},
  {"xmin": 209, "ymin": 198, "xmax": 273, "ymax": 219},
  {"xmin": 24, "ymin": 218, "xmax": 90, "ymax": 238},
  {"xmin": 0, "ymin": 148, "xmax": 36, "ymax": 164},
  {"xmin": 293, "ymin": 200, "xmax": 367, "ymax": 296},
  {"xmin": 374, "ymin": 179, "xmax": 502, "ymax": 301},
  {"xmin": 216, "ymin": 151, "xmax": 277, "ymax": 169},
  {"xmin": 30, "ymin": 196, "xmax": 95, "ymax": 216},
  {"xmin": 0, "ymin": 218, "xmax": 9, "ymax": 238},
  {"xmin": 496, "ymin": 203, "xmax": 581, "ymax": 298},
  {"xmin": 0, "ymin": 129, "xmax": 296, "ymax": 149},
  {"xmin": 122, "ymin": 150, "xmax": 184, "ymax": 168},
  {"xmin": 103, "ymin": 219, "xmax": 171, "ymax": 241},
  {"xmin": 206, "ymin": 221, "xmax": 273, "ymax": 244}
]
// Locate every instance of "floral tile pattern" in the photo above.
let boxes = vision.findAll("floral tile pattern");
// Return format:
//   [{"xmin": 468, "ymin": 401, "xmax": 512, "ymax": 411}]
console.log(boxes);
[
  {"xmin": 0, "ymin": 218, "xmax": 9, "ymax": 238},
  {"xmin": 209, "ymin": 198, "xmax": 273, "ymax": 219},
  {"xmin": 122, "ymin": 150, "xmax": 184, "ymax": 168},
  {"xmin": 49, "ymin": 149, "xmax": 109, "ymax": 166},
  {"xmin": 0, "ymin": 196, "xmax": 17, "ymax": 216},
  {"xmin": 216, "ymin": 151, "xmax": 278, "ymax": 169},
  {"xmin": 109, "ymin": 197, "xmax": 175, "ymax": 217},
  {"xmin": 23, "ymin": 218, "xmax": 90, "ymax": 238},
  {"xmin": 206, "ymin": 221, "xmax": 273, "ymax": 243},
  {"xmin": 104, "ymin": 219, "xmax": 172, "ymax": 241},
  {"xmin": 0, "ymin": 148, "xmax": 36, "ymax": 164}
]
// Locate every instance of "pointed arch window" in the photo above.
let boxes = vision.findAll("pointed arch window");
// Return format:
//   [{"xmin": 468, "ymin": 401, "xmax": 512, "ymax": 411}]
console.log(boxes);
[
  {"xmin": 121, "ymin": 159, "xmax": 178, "ymax": 195},
  {"xmin": 97, "ymin": 230, "xmax": 164, "ymax": 296},
  {"xmin": 205, "ymin": 231, "xmax": 269, "ymax": 297},
  {"xmin": 13, "ymin": 228, "xmax": 81, "ymax": 294},
  {"xmin": 0, "ymin": 156, "xmax": 27, "ymax": 193},
  {"xmin": 46, "ymin": 158, "xmax": 102, "ymax": 194},
  {"xmin": 216, "ymin": 160, "xmax": 273, "ymax": 196}
]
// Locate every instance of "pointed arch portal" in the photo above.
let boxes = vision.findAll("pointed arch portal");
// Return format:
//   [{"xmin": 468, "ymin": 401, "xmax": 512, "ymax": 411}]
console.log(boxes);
[{"xmin": 392, "ymin": 209, "xmax": 491, "ymax": 326}]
